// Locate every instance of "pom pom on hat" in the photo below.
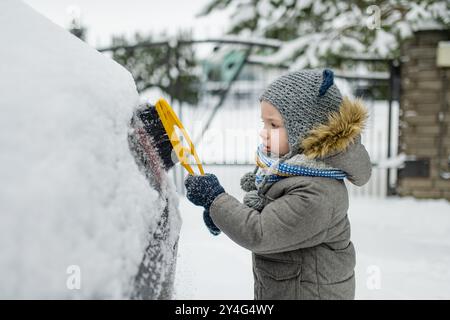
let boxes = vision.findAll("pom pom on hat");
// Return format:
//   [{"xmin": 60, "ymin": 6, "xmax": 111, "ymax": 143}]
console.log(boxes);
[
  {"xmin": 243, "ymin": 190, "xmax": 266, "ymax": 212},
  {"xmin": 240, "ymin": 171, "xmax": 257, "ymax": 192}
]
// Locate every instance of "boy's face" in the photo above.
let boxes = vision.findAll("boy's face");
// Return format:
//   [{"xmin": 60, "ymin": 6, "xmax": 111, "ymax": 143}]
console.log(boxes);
[{"xmin": 259, "ymin": 100, "xmax": 290, "ymax": 157}]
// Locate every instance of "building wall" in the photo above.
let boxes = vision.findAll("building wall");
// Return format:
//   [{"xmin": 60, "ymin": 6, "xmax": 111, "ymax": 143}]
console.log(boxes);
[{"xmin": 397, "ymin": 30, "xmax": 450, "ymax": 200}]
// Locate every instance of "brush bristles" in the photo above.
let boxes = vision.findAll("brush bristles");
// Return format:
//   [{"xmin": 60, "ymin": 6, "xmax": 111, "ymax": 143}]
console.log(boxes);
[{"xmin": 133, "ymin": 104, "xmax": 176, "ymax": 170}]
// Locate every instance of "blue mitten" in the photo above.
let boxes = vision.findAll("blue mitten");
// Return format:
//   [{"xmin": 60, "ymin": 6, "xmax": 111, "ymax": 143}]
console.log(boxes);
[
  {"xmin": 203, "ymin": 209, "xmax": 221, "ymax": 236},
  {"xmin": 184, "ymin": 173, "xmax": 225, "ymax": 235}
]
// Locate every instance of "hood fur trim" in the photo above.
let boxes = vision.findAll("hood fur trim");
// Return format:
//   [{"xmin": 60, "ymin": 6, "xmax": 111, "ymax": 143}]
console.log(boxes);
[{"xmin": 301, "ymin": 96, "xmax": 369, "ymax": 159}]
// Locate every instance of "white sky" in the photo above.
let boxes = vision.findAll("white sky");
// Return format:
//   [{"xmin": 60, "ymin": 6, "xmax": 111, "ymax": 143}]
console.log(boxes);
[{"xmin": 23, "ymin": 0, "xmax": 231, "ymax": 48}]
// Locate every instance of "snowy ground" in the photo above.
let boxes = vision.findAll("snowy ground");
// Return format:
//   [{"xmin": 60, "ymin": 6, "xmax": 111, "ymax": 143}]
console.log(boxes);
[{"xmin": 174, "ymin": 192, "xmax": 450, "ymax": 300}]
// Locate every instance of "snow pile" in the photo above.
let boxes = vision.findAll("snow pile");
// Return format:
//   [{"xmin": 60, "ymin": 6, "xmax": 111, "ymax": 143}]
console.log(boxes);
[{"xmin": 0, "ymin": 0, "xmax": 177, "ymax": 298}]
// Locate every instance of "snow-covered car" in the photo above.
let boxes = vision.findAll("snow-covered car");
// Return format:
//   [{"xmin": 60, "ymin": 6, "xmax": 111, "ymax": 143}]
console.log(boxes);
[{"xmin": 0, "ymin": 0, "xmax": 181, "ymax": 299}]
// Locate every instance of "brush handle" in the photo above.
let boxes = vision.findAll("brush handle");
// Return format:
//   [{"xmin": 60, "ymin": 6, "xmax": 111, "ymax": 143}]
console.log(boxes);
[{"xmin": 155, "ymin": 98, "xmax": 204, "ymax": 176}]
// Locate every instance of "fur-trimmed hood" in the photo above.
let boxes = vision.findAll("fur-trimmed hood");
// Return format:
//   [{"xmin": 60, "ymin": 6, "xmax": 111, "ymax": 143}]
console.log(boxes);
[
  {"xmin": 301, "ymin": 96, "xmax": 369, "ymax": 159},
  {"xmin": 299, "ymin": 96, "xmax": 372, "ymax": 186}
]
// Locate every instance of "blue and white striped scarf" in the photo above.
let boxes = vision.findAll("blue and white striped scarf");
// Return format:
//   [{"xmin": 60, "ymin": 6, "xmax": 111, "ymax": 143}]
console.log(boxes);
[{"xmin": 255, "ymin": 144, "xmax": 347, "ymax": 185}]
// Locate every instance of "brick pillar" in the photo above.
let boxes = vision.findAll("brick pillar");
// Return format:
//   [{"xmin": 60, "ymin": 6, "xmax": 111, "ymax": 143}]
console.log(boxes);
[{"xmin": 397, "ymin": 30, "xmax": 450, "ymax": 201}]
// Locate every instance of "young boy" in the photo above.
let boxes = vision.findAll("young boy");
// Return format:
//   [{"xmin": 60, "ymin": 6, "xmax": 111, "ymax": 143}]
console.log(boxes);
[{"xmin": 184, "ymin": 69, "xmax": 372, "ymax": 300}]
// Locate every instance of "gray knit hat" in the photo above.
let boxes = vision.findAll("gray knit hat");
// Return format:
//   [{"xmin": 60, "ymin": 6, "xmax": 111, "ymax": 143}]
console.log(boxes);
[{"xmin": 259, "ymin": 69, "xmax": 343, "ymax": 155}]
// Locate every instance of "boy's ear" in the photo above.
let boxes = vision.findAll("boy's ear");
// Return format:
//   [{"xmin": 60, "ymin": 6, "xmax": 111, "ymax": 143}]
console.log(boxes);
[
  {"xmin": 301, "ymin": 96, "xmax": 369, "ymax": 159},
  {"xmin": 318, "ymin": 69, "xmax": 334, "ymax": 97}
]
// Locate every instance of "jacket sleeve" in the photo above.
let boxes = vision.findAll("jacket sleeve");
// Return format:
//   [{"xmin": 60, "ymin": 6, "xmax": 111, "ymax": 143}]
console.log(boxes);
[{"xmin": 209, "ymin": 181, "xmax": 332, "ymax": 254}]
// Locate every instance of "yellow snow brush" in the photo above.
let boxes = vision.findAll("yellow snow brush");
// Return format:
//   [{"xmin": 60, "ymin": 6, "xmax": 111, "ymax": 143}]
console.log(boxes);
[{"xmin": 154, "ymin": 98, "xmax": 205, "ymax": 176}]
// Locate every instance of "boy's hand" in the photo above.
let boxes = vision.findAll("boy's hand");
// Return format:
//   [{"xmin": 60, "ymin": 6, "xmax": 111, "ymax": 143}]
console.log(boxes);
[{"xmin": 184, "ymin": 173, "xmax": 225, "ymax": 210}]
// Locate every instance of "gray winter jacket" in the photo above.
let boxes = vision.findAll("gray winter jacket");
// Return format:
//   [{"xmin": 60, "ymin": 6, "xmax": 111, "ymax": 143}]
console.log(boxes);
[
  {"xmin": 209, "ymin": 98, "xmax": 372, "ymax": 300},
  {"xmin": 210, "ymin": 140, "xmax": 371, "ymax": 299}
]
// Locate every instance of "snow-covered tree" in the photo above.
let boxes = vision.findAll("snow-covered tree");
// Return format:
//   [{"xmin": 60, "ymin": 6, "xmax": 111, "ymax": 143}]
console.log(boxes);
[
  {"xmin": 198, "ymin": 0, "xmax": 450, "ymax": 69},
  {"xmin": 111, "ymin": 31, "xmax": 201, "ymax": 105}
]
